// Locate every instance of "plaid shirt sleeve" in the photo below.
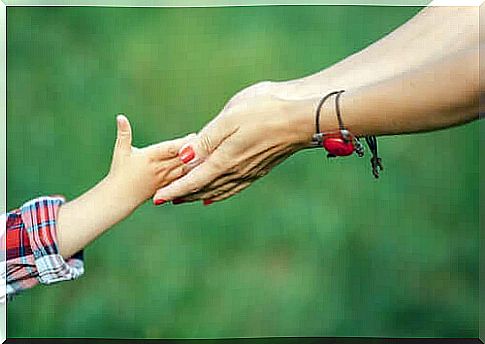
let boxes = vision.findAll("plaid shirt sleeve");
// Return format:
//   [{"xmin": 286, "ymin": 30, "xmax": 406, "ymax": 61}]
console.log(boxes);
[{"xmin": 2, "ymin": 196, "xmax": 85, "ymax": 301}]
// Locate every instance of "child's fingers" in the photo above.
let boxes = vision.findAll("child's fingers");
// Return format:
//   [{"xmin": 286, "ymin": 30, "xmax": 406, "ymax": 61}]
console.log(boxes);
[
  {"xmin": 152, "ymin": 156, "xmax": 222, "ymax": 204},
  {"xmin": 114, "ymin": 114, "xmax": 132, "ymax": 156},
  {"xmin": 154, "ymin": 156, "xmax": 187, "ymax": 179},
  {"xmin": 148, "ymin": 133, "xmax": 197, "ymax": 160},
  {"xmin": 159, "ymin": 163, "xmax": 191, "ymax": 185}
]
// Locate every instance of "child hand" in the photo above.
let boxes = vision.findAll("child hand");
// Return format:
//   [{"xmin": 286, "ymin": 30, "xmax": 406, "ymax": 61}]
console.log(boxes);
[{"xmin": 106, "ymin": 114, "xmax": 194, "ymax": 209}]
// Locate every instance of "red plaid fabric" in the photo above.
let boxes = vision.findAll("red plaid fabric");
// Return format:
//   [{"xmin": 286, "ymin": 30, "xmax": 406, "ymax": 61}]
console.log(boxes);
[{"xmin": 2, "ymin": 196, "xmax": 84, "ymax": 301}]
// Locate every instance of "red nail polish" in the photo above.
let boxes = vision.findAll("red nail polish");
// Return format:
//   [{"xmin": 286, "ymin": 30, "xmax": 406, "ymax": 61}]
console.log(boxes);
[
  {"xmin": 179, "ymin": 146, "xmax": 195, "ymax": 164},
  {"xmin": 203, "ymin": 199, "xmax": 214, "ymax": 206},
  {"xmin": 154, "ymin": 199, "xmax": 166, "ymax": 206},
  {"xmin": 172, "ymin": 198, "xmax": 186, "ymax": 205}
]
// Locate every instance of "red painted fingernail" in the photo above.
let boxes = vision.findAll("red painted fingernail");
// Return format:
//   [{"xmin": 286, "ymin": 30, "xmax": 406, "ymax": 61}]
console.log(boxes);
[
  {"xmin": 172, "ymin": 198, "xmax": 186, "ymax": 205},
  {"xmin": 154, "ymin": 199, "xmax": 167, "ymax": 206},
  {"xmin": 179, "ymin": 146, "xmax": 195, "ymax": 164},
  {"xmin": 203, "ymin": 199, "xmax": 214, "ymax": 206}
]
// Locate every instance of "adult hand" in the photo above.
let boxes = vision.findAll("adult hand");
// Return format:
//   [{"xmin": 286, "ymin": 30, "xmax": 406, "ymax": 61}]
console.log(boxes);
[{"xmin": 152, "ymin": 81, "xmax": 319, "ymax": 204}]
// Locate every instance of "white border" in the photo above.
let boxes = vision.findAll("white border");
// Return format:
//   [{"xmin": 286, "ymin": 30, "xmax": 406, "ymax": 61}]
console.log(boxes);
[
  {"xmin": 0, "ymin": 1, "xmax": 482, "ymax": 344},
  {"xmin": 0, "ymin": 0, "xmax": 6, "ymax": 342},
  {"xmin": 3, "ymin": 0, "xmax": 484, "ymax": 7}
]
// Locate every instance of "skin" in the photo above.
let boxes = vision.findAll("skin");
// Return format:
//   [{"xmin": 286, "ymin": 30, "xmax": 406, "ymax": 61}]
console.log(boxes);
[
  {"xmin": 56, "ymin": 115, "xmax": 193, "ymax": 258},
  {"xmin": 152, "ymin": 6, "xmax": 481, "ymax": 205},
  {"xmin": 278, "ymin": 6, "xmax": 479, "ymax": 99}
]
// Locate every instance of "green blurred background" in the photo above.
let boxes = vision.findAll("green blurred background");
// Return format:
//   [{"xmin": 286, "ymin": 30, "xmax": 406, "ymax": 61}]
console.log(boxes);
[{"xmin": 6, "ymin": 5, "xmax": 480, "ymax": 339}]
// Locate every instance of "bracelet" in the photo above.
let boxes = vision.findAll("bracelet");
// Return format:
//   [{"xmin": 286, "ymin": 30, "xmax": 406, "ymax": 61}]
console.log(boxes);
[{"xmin": 312, "ymin": 90, "xmax": 383, "ymax": 179}]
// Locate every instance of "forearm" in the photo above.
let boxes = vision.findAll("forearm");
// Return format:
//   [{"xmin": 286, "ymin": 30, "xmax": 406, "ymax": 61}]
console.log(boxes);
[
  {"xmin": 278, "ymin": 6, "xmax": 479, "ymax": 99},
  {"xmin": 56, "ymin": 176, "xmax": 138, "ymax": 259},
  {"xmin": 149, "ymin": 6, "xmax": 480, "ymax": 205},
  {"xmin": 341, "ymin": 47, "xmax": 479, "ymax": 137},
  {"xmin": 290, "ymin": 45, "xmax": 480, "ymax": 143}
]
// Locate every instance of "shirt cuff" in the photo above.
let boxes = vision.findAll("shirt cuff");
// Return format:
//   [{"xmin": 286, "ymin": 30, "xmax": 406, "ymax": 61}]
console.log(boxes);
[{"xmin": 20, "ymin": 196, "xmax": 84, "ymax": 286}]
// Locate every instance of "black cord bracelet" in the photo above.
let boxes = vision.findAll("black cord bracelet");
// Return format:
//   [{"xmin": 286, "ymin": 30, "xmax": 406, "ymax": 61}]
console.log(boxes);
[
  {"xmin": 313, "ymin": 90, "xmax": 383, "ymax": 179},
  {"xmin": 315, "ymin": 90, "xmax": 343, "ymax": 135},
  {"xmin": 365, "ymin": 135, "xmax": 383, "ymax": 179}
]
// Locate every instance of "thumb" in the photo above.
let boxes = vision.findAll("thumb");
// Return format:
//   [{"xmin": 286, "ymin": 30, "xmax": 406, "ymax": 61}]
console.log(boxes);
[
  {"xmin": 114, "ymin": 114, "xmax": 133, "ymax": 156},
  {"xmin": 179, "ymin": 117, "xmax": 235, "ymax": 167}
]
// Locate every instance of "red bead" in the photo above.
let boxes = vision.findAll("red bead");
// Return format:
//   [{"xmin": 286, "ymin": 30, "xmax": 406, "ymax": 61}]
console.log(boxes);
[{"xmin": 322, "ymin": 137, "xmax": 355, "ymax": 156}]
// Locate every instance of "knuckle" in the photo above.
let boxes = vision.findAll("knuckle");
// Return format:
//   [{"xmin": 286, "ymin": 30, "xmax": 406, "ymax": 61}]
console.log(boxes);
[
  {"xmin": 118, "ymin": 131, "xmax": 130, "ymax": 139},
  {"xmin": 208, "ymin": 189, "xmax": 224, "ymax": 199},
  {"xmin": 150, "ymin": 164, "xmax": 159, "ymax": 177},
  {"xmin": 190, "ymin": 185, "xmax": 201, "ymax": 194},
  {"xmin": 155, "ymin": 164, "xmax": 167, "ymax": 175},
  {"xmin": 250, "ymin": 80, "xmax": 271, "ymax": 92},
  {"xmin": 169, "ymin": 166, "xmax": 186, "ymax": 181},
  {"xmin": 239, "ymin": 162, "xmax": 257, "ymax": 179},
  {"xmin": 180, "ymin": 164, "xmax": 191, "ymax": 175},
  {"xmin": 227, "ymin": 164, "xmax": 240, "ymax": 177},
  {"xmin": 255, "ymin": 169, "xmax": 269, "ymax": 178},
  {"xmin": 248, "ymin": 81, "xmax": 274, "ymax": 97},
  {"xmin": 198, "ymin": 134, "xmax": 214, "ymax": 154},
  {"xmin": 166, "ymin": 145, "xmax": 178, "ymax": 157},
  {"xmin": 187, "ymin": 180, "xmax": 202, "ymax": 194},
  {"xmin": 226, "ymin": 94, "xmax": 239, "ymax": 109}
]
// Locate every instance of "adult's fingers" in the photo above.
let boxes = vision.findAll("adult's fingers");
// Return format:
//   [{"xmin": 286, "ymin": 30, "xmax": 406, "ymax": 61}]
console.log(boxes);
[
  {"xmin": 206, "ymin": 154, "xmax": 288, "ymax": 204},
  {"xmin": 178, "ymin": 116, "xmax": 238, "ymax": 167},
  {"xmin": 210, "ymin": 181, "xmax": 253, "ymax": 202},
  {"xmin": 178, "ymin": 181, "xmax": 240, "ymax": 203},
  {"xmin": 175, "ymin": 147, "xmax": 291, "ymax": 202},
  {"xmin": 203, "ymin": 153, "xmax": 290, "ymax": 203},
  {"xmin": 152, "ymin": 118, "xmax": 240, "ymax": 204},
  {"xmin": 157, "ymin": 163, "xmax": 192, "ymax": 187},
  {"xmin": 152, "ymin": 157, "xmax": 223, "ymax": 204}
]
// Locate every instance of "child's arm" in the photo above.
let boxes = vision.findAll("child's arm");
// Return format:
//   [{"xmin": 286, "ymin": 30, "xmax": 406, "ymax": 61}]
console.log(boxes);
[
  {"xmin": 56, "ymin": 115, "xmax": 192, "ymax": 258},
  {"xmin": 3, "ymin": 115, "xmax": 192, "ymax": 299}
]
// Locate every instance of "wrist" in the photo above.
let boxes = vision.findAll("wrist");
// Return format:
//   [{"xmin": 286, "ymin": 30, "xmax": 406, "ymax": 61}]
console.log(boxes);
[
  {"xmin": 277, "ymin": 92, "xmax": 342, "ymax": 148},
  {"xmin": 102, "ymin": 174, "xmax": 143, "ymax": 214}
]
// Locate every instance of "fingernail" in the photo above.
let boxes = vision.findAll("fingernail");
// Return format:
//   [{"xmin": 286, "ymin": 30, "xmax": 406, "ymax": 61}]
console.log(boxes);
[
  {"xmin": 203, "ymin": 199, "xmax": 214, "ymax": 206},
  {"xmin": 154, "ymin": 199, "xmax": 167, "ymax": 206},
  {"xmin": 179, "ymin": 146, "xmax": 195, "ymax": 164},
  {"xmin": 172, "ymin": 198, "xmax": 186, "ymax": 205},
  {"xmin": 116, "ymin": 113, "xmax": 125, "ymax": 122}
]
